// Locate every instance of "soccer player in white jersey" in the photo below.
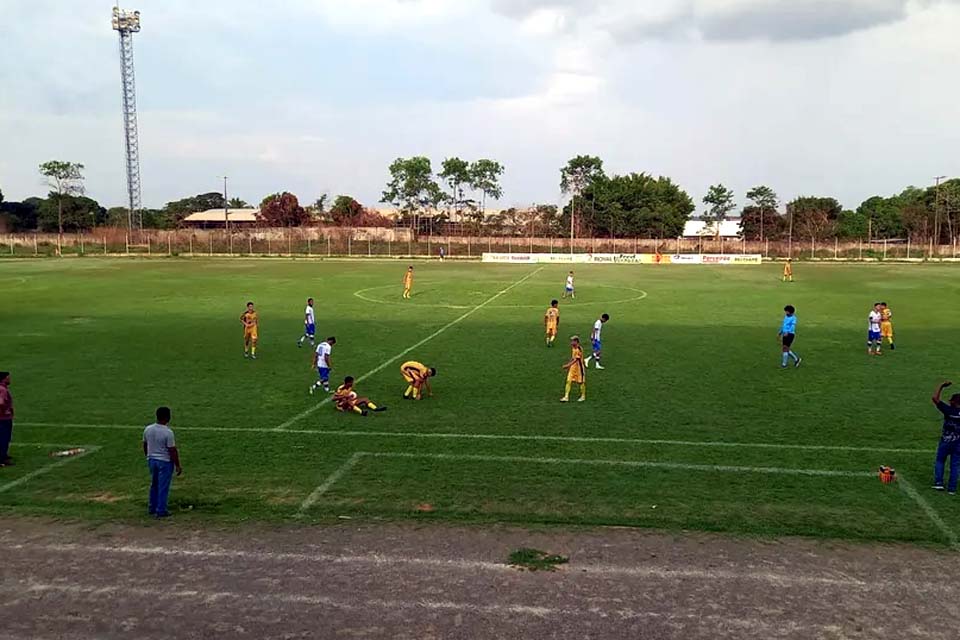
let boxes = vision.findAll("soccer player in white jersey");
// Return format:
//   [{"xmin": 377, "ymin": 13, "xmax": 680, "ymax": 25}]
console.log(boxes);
[
  {"xmin": 298, "ymin": 298, "xmax": 316, "ymax": 348},
  {"xmin": 585, "ymin": 313, "xmax": 609, "ymax": 369},
  {"xmin": 867, "ymin": 303, "xmax": 883, "ymax": 356},
  {"xmin": 562, "ymin": 271, "xmax": 575, "ymax": 299},
  {"xmin": 310, "ymin": 336, "xmax": 337, "ymax": 394}
]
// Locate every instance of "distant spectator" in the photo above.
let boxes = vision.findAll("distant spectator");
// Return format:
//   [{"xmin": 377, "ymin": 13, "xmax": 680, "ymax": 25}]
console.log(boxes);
[
  {"xmin": 0, "ymin": 372, "xmax": 13, "ymax": 467},
  {"xmin": 931, "ymin": 382, "xmax": 960, "ymax": 494},
  {"xmin": 142, "ymin": 406, "xmax": 182, "ymax": 518},
  {"xmin": 439, "ymin": 246, "xmax": 446, "ymax": 261}
]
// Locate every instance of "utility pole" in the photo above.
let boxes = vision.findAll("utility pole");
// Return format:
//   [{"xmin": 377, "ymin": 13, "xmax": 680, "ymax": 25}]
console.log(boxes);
[{"xmin": 222, "ymin": 176, "xmax": 229, "ymax": 234}]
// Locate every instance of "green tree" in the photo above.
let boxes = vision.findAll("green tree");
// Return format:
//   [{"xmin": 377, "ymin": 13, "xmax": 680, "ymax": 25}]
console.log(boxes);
[
  {"xmin": 836, "ymin": 209, "xmax": 867, "ymax": 239},
  {"xmin": 257, "ymin": 192, "xmax": 309, "ymax": 227},
  {"xmin": 560, "ymin": 155, "xmax": 605, "ymax": 240},
  {"xmin": 227, "ymin": 197, "xmax": 249, "ymax": 208},
  {"xmin": 163, "ymin": 192, "xmax": 226, "ymax": 227},
  {"xmin": 702, "ymin": 184, "xmax": 736, "ymax": 238},
  {"xmin": 745, "ymin": 185, "xmax": 778, "ymax": 242},
  {"xmin": 381, "ymin": 157, "xmax": 443, "ymax": 224},
  {"xmin": 739, "ymin": 205, "xmax": 785, "ymax": 240},
  {"xmin": 329, "ymin": 195, "xmax": 365, "ymax": 226},
  {"xmin": 37, "ymin": 194, "xmax": 106, "ymax": 232},
  {"xmin": 856, "ymin": 196, "xmax": 904, "ymax": 239},
  {"xmin": 38, "ymin": 160, "xmax": 85, "ymax": 241},
  {"xmin": 564, "ymin": 173, "xmax": 694, "ymax": 238},
  {"xmin": 0, "ymin": 197, "xmax": 42, "ymax": 231},
  {"xmin": 439, "ymin": 157, "xmax": 471, "ymax": 221},
  {"xmin": 786, "ymin": 196, "xmax": 843, "ymax": 242},
  {"xmin": 469, "ymin": 159, "xmax": 504, "ymax": 217}
]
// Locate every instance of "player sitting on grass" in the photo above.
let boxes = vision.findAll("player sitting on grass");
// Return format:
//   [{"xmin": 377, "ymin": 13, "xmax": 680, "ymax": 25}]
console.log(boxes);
[
  {"xmin": 401, "ymin": 360, "xmax": 436, "ymax": 400},
  {"xmin": 778, "ymin": 305, "xmax": 802, "ymax": 369},
  {"xmin": 334, "ymin": 377, "xmax": 387, "ymax": 416}
]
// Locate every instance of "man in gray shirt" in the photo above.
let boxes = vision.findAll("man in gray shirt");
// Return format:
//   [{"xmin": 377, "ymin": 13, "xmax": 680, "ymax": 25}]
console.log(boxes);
[{"xmin": 142, "ymin": 406, "xmax": 182, "ymax": 518}]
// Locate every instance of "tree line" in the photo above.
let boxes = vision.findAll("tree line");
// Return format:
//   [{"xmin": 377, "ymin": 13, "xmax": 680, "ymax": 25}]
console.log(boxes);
[{"xmin": 1, "ymin": 158, "xmax": 958, "ymax": 242}]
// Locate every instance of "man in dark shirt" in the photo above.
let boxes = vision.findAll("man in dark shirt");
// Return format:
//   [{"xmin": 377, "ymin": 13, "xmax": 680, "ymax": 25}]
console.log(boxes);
[
  {"xmin": 0, "ymin": 371, "xmax": 13, "ymax": 467},
  {"xmin": 931, "ymin": 381, "xmax": 960, "ymax": 494}
]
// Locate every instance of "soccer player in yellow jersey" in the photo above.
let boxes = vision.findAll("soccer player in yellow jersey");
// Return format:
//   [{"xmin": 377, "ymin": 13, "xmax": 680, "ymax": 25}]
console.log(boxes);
[
  {"xmin": 402, "ymin": 266, "xmax": 414, "ymax": 299},
  {"xmin": 401, "ymin": 360, "xmax": 436, "ymax": 400},
  {"xmin": 561, "ymin": 336, "xmax": 586, "ymax": 402},
  {"xmin": 544, "ymin": 299, "xmax": 560, "ymax": 347},
  {"xmin": 880, "ymin": 302, "xmax": 895, "ymax": 350},
  {"xmin": 782, "ymin": 259, "xmax": 793, "ymax": 282},
  {"xmin": 240, "ymin": 302, "xmax": 259, "ymax": 359},
  {"xmin": 334, "ymin": 376, "xmax": 387, "ymax": 416}
]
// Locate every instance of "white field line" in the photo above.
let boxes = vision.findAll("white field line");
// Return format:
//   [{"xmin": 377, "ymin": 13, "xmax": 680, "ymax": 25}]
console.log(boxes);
[
  {"xmin": 898, "ymin": 475, "xmax": 960, "ymax": 551},
  {"xmin": 17, "ymin": 422, "xmax": 931, "ymax": 455},
  {"xmin": 7, "ymin": 542, "xmax": 871, "ymax": 588},
  {"xmin": 297, "ymin": 452, "xmax": 364, "ymax": 513},
  {"xmin": 14, "ymin": 582, "xmax": 660, "ymax": 620},
  {"xmin": 274, "ymin": 266, "xmax": 544, "ymax": 431},
  {"xmin": 0, "ymin": 445, "xmax": 101, "ymax": 495},
  {"xmin": 359, "ymin": 452, "xmax": 875, "ymax": 478}
]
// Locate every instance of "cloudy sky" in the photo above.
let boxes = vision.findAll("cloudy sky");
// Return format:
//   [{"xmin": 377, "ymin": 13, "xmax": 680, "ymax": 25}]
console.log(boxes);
[{"xmin": 1, "ymin": 0, "xmax": 958, "ymax": 212}]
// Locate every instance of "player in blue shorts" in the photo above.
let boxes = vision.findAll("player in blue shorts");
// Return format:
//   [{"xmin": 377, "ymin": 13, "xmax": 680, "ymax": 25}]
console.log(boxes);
[
  {"xmin": 562, "ymin": 271, "xmax": 575, "ymax": 299},
  {"xmin": 298, "ymin": 298, "xmax": 316, "ymax": 348},
  {"xmin": 778, "ymin": 305, "xmax": 802, "ymax": 368},
  {"xmin": 867, "ymin": 303, "xmax": 883, "ymax": 356},
  {"xmin": 585, "ymin": 313, "xmax": 609, "ymax": 370},
  {"xmin": 309, "ymin": 336, "xmax": 336, "ymax": 394}
]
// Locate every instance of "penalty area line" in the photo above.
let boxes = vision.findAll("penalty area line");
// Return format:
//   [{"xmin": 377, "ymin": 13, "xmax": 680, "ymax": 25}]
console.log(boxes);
[
  {"xmin": 273, "ymin": 266, "xmax": 544, "ymax": 431},
  {"xmin": 298, "ymin": 452, "xmax": 363, "ymax": 514},
  {"xmin": 897, "ymin": 475, "xmax": 960, "ymax": 552}
]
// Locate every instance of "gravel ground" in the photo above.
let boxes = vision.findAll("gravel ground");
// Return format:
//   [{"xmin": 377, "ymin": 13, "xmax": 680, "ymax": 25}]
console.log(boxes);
[{"xmin": 2, "ymin": 518, "xmax": 956, "ymax": 640}]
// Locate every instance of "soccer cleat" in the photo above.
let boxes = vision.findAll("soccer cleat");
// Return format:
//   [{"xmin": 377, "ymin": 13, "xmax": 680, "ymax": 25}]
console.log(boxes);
[
  {"xmin": 890, "ymin": 344, "xmax": 896, "ymax": 350},
  {"xmin": 595, "ymin": 363, "xmax": 605, "ymax": 370},
  {"xmin": 251, "ymin": 355, "xmax": 257, "ymax": 360},
  {"xmin": 584, "ymin": 356, "xmax": 592, "ymax": 365},
  {"xmin": 361, "ymin": 410, "xmax": 369, "ymax": 417},
  {"xmin": 577, "ymin": 396, "xmax": 586, "ymax": 402},
  {"xmin": 244, "ymin": 353, "xmax": 249, "ymax": 359},
  {"xmin": 309, "ymin": 386, "xmax": 315, "ymax": 395},
  {"xmin": 933, "ymin": 485, "xmax": 946, "ymax": 491},
  {"xmin": 794, "ymin": 357, "xmax": 802, "ymax": 368},
  {"xmin": 374, "ymin": 406, "xmax": 388, "ymax": 412},
  {"xmin": 560, "ymin": 397, "xmax": 569, "ymax": 402}
]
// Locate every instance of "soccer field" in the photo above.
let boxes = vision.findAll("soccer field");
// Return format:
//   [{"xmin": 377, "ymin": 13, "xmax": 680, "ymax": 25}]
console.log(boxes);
[{"xmin": 2, "ymin": 258, "xmax": 959, "ymax": 547}]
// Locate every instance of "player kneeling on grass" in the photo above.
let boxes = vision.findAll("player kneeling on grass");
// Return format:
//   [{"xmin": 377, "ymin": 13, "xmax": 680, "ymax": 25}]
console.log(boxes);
[
  {"xmin": 401, "ymin": 361, "xmax": 436, "ymax": 400},
  {"xmin": 334, "ymin": 377, "xmax": 387, "ymax": 417}
]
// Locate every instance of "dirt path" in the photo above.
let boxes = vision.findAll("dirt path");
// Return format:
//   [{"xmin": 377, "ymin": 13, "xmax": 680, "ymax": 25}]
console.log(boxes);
[{"xmin": 1, "ymin": 518, "xmax": 956, "ymax": 639}]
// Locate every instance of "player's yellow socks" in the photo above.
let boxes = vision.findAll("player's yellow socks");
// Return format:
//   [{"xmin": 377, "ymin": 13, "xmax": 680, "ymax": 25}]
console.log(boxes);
[
  {"xmin": 404, "ymin": 385, "xmax": 413, "ymax": 398},
  {"xmin": 367, "ymin": 402, "xmax": 378, "ymax": 410},
  {"xmin": 564, "ymin": 380, "xmax": 572, "ymax": 399},
  {"xmin": 579, "ymin": 381, "xmax": 586, "ymax": 400},
  {"xmin": 251, "ymin": 345, "xmax": 257, "ymax": 356},
  {"xmin": 352, "ymin": 406, "xmax": 363, "ymax": 415}
]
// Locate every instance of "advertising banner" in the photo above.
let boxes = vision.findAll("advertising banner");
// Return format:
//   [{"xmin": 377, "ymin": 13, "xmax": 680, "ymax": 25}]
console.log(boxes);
[{"xmin": 481, "ymin": 253, "xmax": 762, "ymax": 265}]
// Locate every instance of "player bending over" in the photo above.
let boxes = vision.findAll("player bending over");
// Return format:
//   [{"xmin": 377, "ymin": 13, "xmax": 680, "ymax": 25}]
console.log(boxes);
[
  {"xmin": 562, "ymin": 271, "xmax": 575, "ymax": 298},
  {"xmin": 544, "ymin": 300, "xmax": 560, "ymax": 347},
  {"xmin": 880, "ymin": 302, "xmax": 895, "ymax": 350},
  {"xmin": 298, "ymin": 298, "xmax": 316, "ymax": 348},
  {"xmin": 561, "ymin": 335, "xmax": 586, "ymax": 402},
  {"xmin": 240, "ymin": 302, "xmax": 259, "ymax": 359},
  {"xmin": 585, "ymin": 313, "xmax": 609, "ymax": 370},
  {"xmin": 334, "ymin": 376, "xmax": 387, "ymax": 416},
  {"xmin": 310, "ymin": 337, "xmax": 337, "ymax": 394},
  {"xmin": 868, "ymin": 303, "xmax": 883, "ymax": 356},
  {"xmin": 401, "ymin": 360, "xmax": 436, "ymax": 400},
  {"xmin": 778, "ymin": 305, "xmax": 802, "ymax": 368},
  {"xmin": 782, "ymin": 259, "xmax": 793, "ymax": 282},
  {"xmin": 403, "ymin": 266, "xmax": 414, "ymax": 299}
]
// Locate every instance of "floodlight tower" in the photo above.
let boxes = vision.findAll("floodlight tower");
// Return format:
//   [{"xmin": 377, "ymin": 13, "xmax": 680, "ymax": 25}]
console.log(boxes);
[{"xmin": 112, "ymin": 6, "xmax": 143, "ymax": 231}]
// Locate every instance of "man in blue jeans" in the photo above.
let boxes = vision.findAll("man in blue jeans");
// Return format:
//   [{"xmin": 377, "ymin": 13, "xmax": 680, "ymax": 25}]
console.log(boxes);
[
  {"xmin": 931, "ymin": 381, "xmax": 960, "ymax": 494},
  {"xmin": 142, "ymin": 406, "xmax": 182, "ymax": 518}
]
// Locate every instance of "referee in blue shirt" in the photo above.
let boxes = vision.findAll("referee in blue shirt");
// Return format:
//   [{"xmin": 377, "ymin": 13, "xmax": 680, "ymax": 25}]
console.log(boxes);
[{"xmin": 778, "ymin": 305, "xmax": 802, "ymax": 369}]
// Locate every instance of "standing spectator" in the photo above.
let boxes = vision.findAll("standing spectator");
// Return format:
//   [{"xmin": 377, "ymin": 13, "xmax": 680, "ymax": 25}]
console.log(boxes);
[
  {"xmin": 439, "ymin": 246, "xmax": 445, "ymax": 261},
  {"xmin": 142, "ymin": 407, "xmax": 182, "ymax": 518},
  {"xmin": 931, "ymin": 382, "xmax": 960, "ymax": 494},
  {"xmin": 0, "ymin": 372, "xmax": 13, "ymax": 467}
]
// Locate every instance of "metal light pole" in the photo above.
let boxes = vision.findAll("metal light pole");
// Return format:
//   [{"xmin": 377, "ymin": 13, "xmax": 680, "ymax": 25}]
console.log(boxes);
[
  {"xmin": 934, "ymin": 175, "xmax": 946, "ymax": 247},
  {"xmin": 112, "ymin": 6, "xmax": 143, "ymax": 232},
  {"xmin": 221, "ymin": 176, "xmax": 229, "ymax": 234}
]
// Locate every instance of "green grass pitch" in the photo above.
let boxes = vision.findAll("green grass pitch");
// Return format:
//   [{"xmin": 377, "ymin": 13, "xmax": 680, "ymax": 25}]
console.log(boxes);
[{"xmin": 2, "ymin": 258, "xmax": 959, "ymax": 547}]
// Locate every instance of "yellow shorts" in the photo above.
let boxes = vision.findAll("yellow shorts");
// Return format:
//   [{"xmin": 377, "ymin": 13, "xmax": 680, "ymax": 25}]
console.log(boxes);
[
  {"xmin": 546, "ymin": 326, "xmax": 558, "ymax": 337},
  {"xmin": 566, "ymin": 370, "xmax": 584, "ymax": 384},
  {"xmin": 244, "ymin": 329, "xmax": 258, "ymax": 341},
  {"xmin": 880, "ymin": 322, "xmax": 893, "ymax": 338}
]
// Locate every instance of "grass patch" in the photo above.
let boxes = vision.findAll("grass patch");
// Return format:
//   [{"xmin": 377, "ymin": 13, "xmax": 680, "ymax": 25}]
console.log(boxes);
[{"xmin": 507, "ymin": 547, "xmax": 569, "ymax": 572}]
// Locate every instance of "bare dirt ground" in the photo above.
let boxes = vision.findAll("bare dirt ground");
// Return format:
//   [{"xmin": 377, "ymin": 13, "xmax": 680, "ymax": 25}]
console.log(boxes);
[{"xmin": 2, "ymin": 517, "xmax": 956, "ymax": 640}]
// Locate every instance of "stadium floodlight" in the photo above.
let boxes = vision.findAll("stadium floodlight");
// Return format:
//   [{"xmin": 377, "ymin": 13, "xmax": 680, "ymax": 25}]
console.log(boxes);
[{"xmin": 112, "ymin": 6, "xmax": 143, "ymax": 231}]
